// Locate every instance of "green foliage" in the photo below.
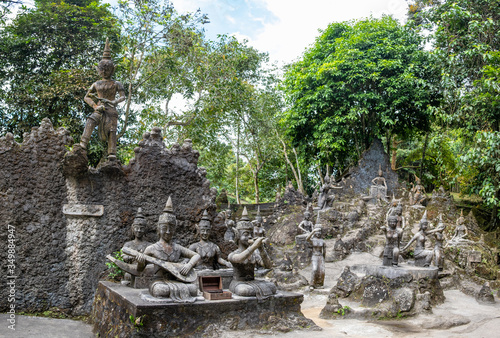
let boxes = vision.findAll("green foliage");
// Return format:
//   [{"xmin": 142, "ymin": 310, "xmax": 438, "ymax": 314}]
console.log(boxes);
[
  {"xmin": 105, "ymin": 250, "xmax": 124, "ymax": 280},
  {"xmin": 282, "ymin": 16, "xmax": 439, "ymax": 172}
]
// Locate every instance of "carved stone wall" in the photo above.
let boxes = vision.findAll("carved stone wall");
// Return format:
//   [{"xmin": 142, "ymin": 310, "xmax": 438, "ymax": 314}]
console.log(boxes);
[{"xmin": 0, "ymin": 119, "xmax": 217, "ymax": 315}]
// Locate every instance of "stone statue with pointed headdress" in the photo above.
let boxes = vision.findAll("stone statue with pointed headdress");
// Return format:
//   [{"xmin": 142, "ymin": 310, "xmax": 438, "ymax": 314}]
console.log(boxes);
[
  {"xmin": 78, "ymin": 38, "xmax": 126, "ymax": 161},
  {"xmin": 228, "ymin": 207, "xmax": 277, "ymax": 300},
  {"xmin": 189, "ymin": 210, "xmax": 231, "ymax": 270}
]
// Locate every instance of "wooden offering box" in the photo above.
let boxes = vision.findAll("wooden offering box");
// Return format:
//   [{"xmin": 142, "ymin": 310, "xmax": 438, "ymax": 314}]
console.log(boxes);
[{"xmin": 198, "ymin": 276, "xmax": 232, "ymax": 300}]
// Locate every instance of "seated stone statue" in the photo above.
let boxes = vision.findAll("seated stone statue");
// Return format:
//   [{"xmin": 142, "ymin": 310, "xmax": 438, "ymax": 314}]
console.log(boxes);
[
  {"xmin": 121, "ymin": 208, "xmax": 152, "ymax": 285},
  {"xmin": 273, "ymin": 253, "xmax": 308, "ymax": 291},
  {"xmin": 410, "ymin": 175, "xmax": 427, "ymax": 206},
  {"xmin": 402, "ymin": 211, "xmax": 438, "ymax": 267},
  {"xmin": 228, "ymin": 207, "xmax": 277, "ymax": 301},
  {"xmin": 132, "ymin": 197, "xmax": 200, "ymax": 302},
  {"xmin": 297, "ymin": 208, "xmax": 314, "ymax": 238},
  {"xmin": 189, "ymin": 210, "xmax": 231, "ymax": 270},
  {"xmin": 317, "ymin": 175, "xmax": 343, "ymax": 210},
  {"xmin": 381, "ymin": 215, "xmax": 403, "ymax": 266},
  {"xmin": 370, "ymin": 164, "xmax": 388, "ymax": 202},
  {"xmin": 446, "ymin": 210, "xmax": 472, "ymax": 247}
]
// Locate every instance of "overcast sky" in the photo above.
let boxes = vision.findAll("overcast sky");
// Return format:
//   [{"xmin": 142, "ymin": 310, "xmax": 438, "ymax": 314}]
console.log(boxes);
[{"xmin": 171, "ymin": 0, "xmax": 409, "ymax": 65}]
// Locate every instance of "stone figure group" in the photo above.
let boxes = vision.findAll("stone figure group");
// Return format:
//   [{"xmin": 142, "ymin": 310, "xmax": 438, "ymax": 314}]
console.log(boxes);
[{"xmin": 113, "ymin": 199, "xmax": 277, "ymax": 302}]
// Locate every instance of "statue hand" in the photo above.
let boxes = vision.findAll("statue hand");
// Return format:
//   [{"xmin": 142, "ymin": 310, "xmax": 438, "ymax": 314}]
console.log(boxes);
[
  {"xmin": 180, "ymin": 263, "xmax": 192, "ymax": 275},
  {"xmin": 136, "ymin": 253, "xmax": 146, "ymax": 264},
  {"xmin": 95, "ymin": 105, "xmax": 105, "ymax": 112}
]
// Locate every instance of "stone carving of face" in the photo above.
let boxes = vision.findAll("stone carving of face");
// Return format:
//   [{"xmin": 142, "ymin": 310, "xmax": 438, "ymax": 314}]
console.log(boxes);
[
  {"xmin": 158, "ymin": 222, "xmax": 173, "ymax": 242},
  {"xmin": 304, "ymin": 212, "xmax": 311, "ymax": 220},
  {"xmin": 97, "ymin": 60, "xmax": 114, "ymax": 79},
  {"xmin": 133, "ymin": 222, "xmax": 145, "ymax": 239},
  {"xmin": 239, "ymin": 229, "xmax": 252, "ymax": 247},
  {"xmin": 388, "ymin": 217, "xmax": 398, "ymax": 229},
  {"xmin": 200, "ymin": 228, "xmax": 210, "ymax": 241},
  {"xmin": 420, "ymin": 221, "xmax": 428, "ymax": 231}
]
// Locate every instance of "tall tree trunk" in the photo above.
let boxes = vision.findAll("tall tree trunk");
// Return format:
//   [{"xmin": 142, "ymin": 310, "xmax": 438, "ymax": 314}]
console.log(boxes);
[
  {"xmin": 420, "ymin": 133, "xmax": 429, "ymax": 179},
  {"xmin": 235, "ymin": 126, "xmax": 240, "ymax": 204},
  {"xmin": 253, "ymin": 172, "xmax": 260, "ymax": 204}
]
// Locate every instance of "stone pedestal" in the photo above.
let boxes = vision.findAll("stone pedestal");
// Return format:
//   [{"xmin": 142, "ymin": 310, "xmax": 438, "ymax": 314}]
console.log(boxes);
[{"xmin": 92, "ymin": 281, "xmax": 318, "ymax": 337}]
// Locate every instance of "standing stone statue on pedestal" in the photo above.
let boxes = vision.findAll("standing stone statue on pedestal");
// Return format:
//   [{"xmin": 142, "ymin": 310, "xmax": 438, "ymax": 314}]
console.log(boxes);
[
  {"xmin": 432, "ymin": 214, "xmax": 447, "ymax": 271},
  {"xmin": 382, "ymin": 215, "xmax": 403, "ymax": 266},
  {"xmin": 78, "ymin": 38, "xmax": 125, "ymax": 161},
  {"xmin": 223, "ymin": 208, "xmax": 236, "ymax": 243}
]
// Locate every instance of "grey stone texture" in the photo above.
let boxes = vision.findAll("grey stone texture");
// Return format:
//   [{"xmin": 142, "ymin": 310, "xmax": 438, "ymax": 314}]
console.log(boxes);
[
  {"xmin": 0, "ymin": 119, "xmax": 217, "ymax": 315},
  {"xmin": 92, "ymin": 281, "xmax": 320, "ymax": 337},
  {"xmin": 338, "ymin": 138, "xmax": 399, "ymax": 198}
]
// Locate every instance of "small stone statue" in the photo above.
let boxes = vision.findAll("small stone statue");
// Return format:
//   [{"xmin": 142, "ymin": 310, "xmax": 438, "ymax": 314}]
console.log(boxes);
[
  {"xmin": 228, "ymin": 207, "xmax": 277, "ymax": 300},
  {"xmin": 189, "ymin": 210, "xmax": 232, "ymax": 270},
  {"xmin": 402, "ymin": 211, "xmax": 438, "ymax": 267},
  {"xmin": 410, "ymin": 174, "xmax": 427, "ymax": 206},
  {"xmin": 78, "ymin": 38, "xmax": 125, "ymax": 161},
  {"xmin": 317, "ymin": 174, "xmax": 343, "ymax": 210},
  {"xmin": 133, "ymin": 197, "xmax": 201, "ymax": 302},
  {"xmin": 297, "ymin": 207, "xmax": 314, "ymax": 238},
  {"xmin": 306, "ymin": 213, "xmax": 326, "ymax": 288},
  {"xmin": 452, "ymin": 209, "xmax": 468, "ymax": 240},
  {"xmin": 223, "ymin": 208, "xmax": 236, "ymax": 243},
  {"xmin": 382, "ymin": 215, "xmax": 403, "ymax": 266},
  {"xmin": 370, "ymin": 164, "xmax": 388, "ymax": 201},
  {"xmin": 253, "ymin": 206, "xmax": 265, "ymax": 238},
  {"xmin": 121, "ymin": 208, "xmax": 152, "ymax": 285},
  {"xmin": 273, "ymin": 253, "xmax": 308, "ymax": 291},
  {"xmin": 432, "ymin": 215, "xmax": 447, "ymax": 271}
]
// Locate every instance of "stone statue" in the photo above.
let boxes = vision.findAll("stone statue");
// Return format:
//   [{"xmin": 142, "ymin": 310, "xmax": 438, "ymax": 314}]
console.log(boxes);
[
  {"xmin": 410, "ymin": 174, "xmax": 427, "ymax": 206},
  {"xmin": 432, "ymin": 215, "xmax": 447, "ymax": 271},
  {"xmin": 253, "ymin": 206, "xmax": 265, "ymax": 238},
  {"xmin": 228, "ymin": 207, "xmax": 277, "ymax": 300},
  {"xmin": 381, "ymin": 215, "xmax": 403, "ymax": 266},
  {"xmin": 402, "ymin": 211, "xmax": 438, "ymax": 267},
  {"xmin": 273, "ymin": 253, "xmax": 308, "ymax": 291},
  {"xmin": 317, "ymin": 174, "xmax": 343, "ymax": 210},
  {"xmin": 78, "ymin": 38, "xmax": 125, "ymax": 161},
  {"xmin": 297, "ymin": 207, "xmax": 314, "ymax": 237},
  {"xmin": 452, "ymin": 209, "xmax": 468, "ymax": 240},
  {"xmin": 132, "ymin": 197, "xmax": 201, "ymax": 302},
  {"xmin": 223, "ymin": 208, "xmax": 236, "ymax": 243},
  {"xmin": 189, "ymin": 210, "xmax": 231, "ymax": 270},
  {"xmin": 121, "ymin": 208, "xmax": 152, "ymax": 285},
  {"xmin": 370, "ymin": 164, "xmax": 388, "ymax": 201},
  {"xmin": 306, "ymin": 213, "xmax": 326, "ymax": 288}
]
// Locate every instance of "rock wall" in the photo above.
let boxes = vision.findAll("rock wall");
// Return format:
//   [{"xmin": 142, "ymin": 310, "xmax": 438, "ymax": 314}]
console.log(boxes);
[
  {"xmin": 0, "ymin": 119, "xmax": 216, "ymax": 315},
  {"xmin": 339, "ymin": 138, "xmax": 399, "ymax": 197}
]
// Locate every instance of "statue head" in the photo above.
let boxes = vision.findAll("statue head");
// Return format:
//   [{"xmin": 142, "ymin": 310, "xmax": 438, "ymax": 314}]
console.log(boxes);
[
  {"xmin": 97, "ymin": 38, "xmax": 114, "ymax": 79},
  {"xmin": 198, "ymin": 210, "xmax": 211, "ymax": 241},
  {"xmin": 387, "ymin": 215, "xmax": 398, "ymax": 229},
  {"xmin": 157, "ymin": 196, "xmax": 176, "ymax": 242},
  {"xmin": 132, "ymin": 207, "xmax": 146, "ymax": 240},
  {"xmin": 324, "ymin": 174, "xmax": 330, "ymax": 184},
  {"xmin": 378, "ymin": 164, "xmax": 383, "ymax": 177},
  {"xmin": 255, "ymin": 206, "xmax": 263, "ymax": 224},
  {"xmin": 457, "ymin": 209, "xmax": 465, "ymax": 225},
  {"xmin": 419, "ymin": 210, "xmax": 428, "ymax": 231},
  {"xmin": 304, "ymin": 210, "xmax": 311, "ymax": 220},
  {"xmin": 395, "ymin": 201, "xmax": 403, "ymax": 216},
  {"xmin": 234, "ymin": 207, "xmax": 253, "ymax": 247}
]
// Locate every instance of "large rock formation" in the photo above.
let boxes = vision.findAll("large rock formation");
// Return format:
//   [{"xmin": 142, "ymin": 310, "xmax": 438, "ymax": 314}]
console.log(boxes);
[{"xmin": 0, "ymin": 120, "xmax": 216, "ymax": 315}]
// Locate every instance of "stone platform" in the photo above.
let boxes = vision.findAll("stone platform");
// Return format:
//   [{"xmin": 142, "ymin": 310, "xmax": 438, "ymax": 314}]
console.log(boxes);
[
  {"xmin": 92, "ymin": 281, "xmax": 318, "ymax": 337},
  {"xmin": 351, "ymin": 263, "xmax": 439, "ymax": 280}
]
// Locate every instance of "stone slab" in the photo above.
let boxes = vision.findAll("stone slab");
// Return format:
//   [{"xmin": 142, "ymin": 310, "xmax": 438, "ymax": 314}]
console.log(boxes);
[
  {"xmin": 62, "ymin": 204, "xmax": 104, "ymax": 217},
  {"xmin": 92, "ymin": 281, "xmax": 316, "ymax": 337},
  {"xmin": 351, "ymin": 263, "xmax": 439, "ymax": 280}
]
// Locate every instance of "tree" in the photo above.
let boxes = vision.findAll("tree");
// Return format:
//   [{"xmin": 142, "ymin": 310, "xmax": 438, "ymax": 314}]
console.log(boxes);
[
  {"xmin": 282, "ymin": 16, "xmax": 440, "ymax": 174},
  {"xmin": 0, "ymin": 0, "xmax": 119, "ymax": 141}
]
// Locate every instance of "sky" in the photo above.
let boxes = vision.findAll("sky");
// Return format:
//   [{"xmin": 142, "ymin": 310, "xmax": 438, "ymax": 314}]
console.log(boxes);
[{"xmin": 171, "ymin": 0, "xmax": 410, "ymax": 65}]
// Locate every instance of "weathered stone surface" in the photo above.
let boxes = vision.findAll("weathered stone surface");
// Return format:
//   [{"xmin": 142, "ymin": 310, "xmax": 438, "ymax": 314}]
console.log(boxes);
[
  {"xmin": 476, "ymin": 282, "xmax": 495, "ymax": 304},
  {"xmin": 338, "ymin": 139, "xmax": 399, "ymax": 198},
  {"xmin": 0, "ymin": 120, "xmax": 217, "ymax": 315},
  {"xmin": 92, "ymin": 281, "xmax": 319, "ymax": 337},
  {"xmin": 393, "ymin": 287, "xmax": 415, "ymax": 312}
]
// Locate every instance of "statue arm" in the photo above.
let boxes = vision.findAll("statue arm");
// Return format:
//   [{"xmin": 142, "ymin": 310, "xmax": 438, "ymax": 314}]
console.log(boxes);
[
  {"xmin": 257, "ymin": 241, "xmax": 272, "ymax": 269},
  {"xmin": 216, "ymin": 246, "xmax": 232, "ymax": 267},
  {"xmin": 306, "ymin": 228, "xmax": 319, "ymax": 242},
  {"xmin": 229, "ymin": 238, "xmax": 263, "ymax": 263},
  {"xmin": 402, "ymin": 234, "xmax": 417, "ymax": 252},
  {"xmin": 113, "ymin": 81, "xmax": 126, "ymax": 106},
  {"xmin": 84, "ymin": 84, "xmax": 99, "ymax": 110}
]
